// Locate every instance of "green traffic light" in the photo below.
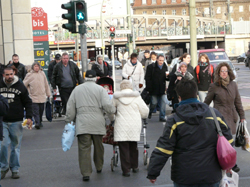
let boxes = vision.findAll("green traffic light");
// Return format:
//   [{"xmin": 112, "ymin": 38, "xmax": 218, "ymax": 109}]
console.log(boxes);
[{"xmin": 77, "ymin": 12, "xmax": 84, "ymax": 21}]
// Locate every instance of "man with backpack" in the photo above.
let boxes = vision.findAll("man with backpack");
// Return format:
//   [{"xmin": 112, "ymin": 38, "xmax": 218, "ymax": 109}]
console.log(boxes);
[{"xmin": 92, "ymin": 55, "xmax": 112, "ymax": 78}]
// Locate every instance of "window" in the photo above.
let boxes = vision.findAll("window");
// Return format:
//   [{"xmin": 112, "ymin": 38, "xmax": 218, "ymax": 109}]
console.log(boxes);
[
  {"xmin": 172, "ymin": 0, "xmax": 176, "ymax": 3},
  {"xmin": 182, "ymin": 9, "xmax": 186, "ymax": 15},
  {"xmin": 152, "ymin": 10, "xmax": 156, "ymax": 15},
  {"xmin": 152, "ymin": 0, "xmax": 156, "ymax": 4},
  {"xmin": 217, "ymin": 7, "xmax": 221, "ymax": 14},
  {"xmin": 230, "ymin": 6, "xmax": 233, "ymax": 13},
  {"xmin": 195, "ymin": 8, "xmax": 198, "ymax": 15},
  {"xmin": 142, "ymin": 0, "xmax": 146, "ymax": 5},
  {"xmin": 143, "ymin": 11, "xmax": 147, "ymax": 15},
  {"xmin": 162, "ymin": 0, "xmax": 166, "ymax": 3},
  {"xmin": 162, "ymin": 10, "xmax": 166, "ymax": 15},
  {"xmin": 239, "ymin": 6, "xmax": 243, "ymax": 12},
  {"xmin": 204, "ymin": 7, "xmax": 210, "ymax": 15},
  {"xmin": 172, "ymin": 10, "xmax": 176, "ymax": 15},
  {"xmin": 239, "ymin": 17, "xmax": 243, "ymax": 21}
]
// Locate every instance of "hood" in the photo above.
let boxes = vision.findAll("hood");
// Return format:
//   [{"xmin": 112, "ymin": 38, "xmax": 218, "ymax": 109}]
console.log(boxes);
[
  {"xmin": 3, "ymin": 75, "xmax": 19, "ymax": 87},
  {"xmin": 175, "ymin": 102, "xmax": 209, "ymax": 125},
  {"xmin": 113, "ymin": 89, "xmax": 140, "ymax": 105}
]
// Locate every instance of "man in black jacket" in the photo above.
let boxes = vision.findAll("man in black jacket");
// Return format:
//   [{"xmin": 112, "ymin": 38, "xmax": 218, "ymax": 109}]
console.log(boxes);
[
  {"xmin": 48, "ymin": 53, "xmax": 61, "ymax": 83},
  {"xmin": 140, "ymin": 50, "xmax": 150, "ymax": 71},
  {"xmin": 51, "ymin": 52, "xmax": 83, "ymax": 115},
  {"xmin": 91, "ymin": 55, "xmax": 112, "ymax": 77},
  {"xmin": 8, "ymin": 54, "xmax": 26, "ymax": 80},
  {"xmin": 0, "ymin": 67, "xmax": 33, "ymax": 179},
  {"xmin": 145, "ymin": 55, "xmax": 169, "ymax": 122},
  {"xmin": 147, "ymin": 80, "xmax": 233, "ymax": 186}
]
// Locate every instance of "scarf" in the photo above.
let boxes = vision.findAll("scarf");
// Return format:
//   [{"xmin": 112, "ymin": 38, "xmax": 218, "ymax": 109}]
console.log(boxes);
[
  {"xmin": 198, "ymin": 62, "xmax": 212, "ymax": 75},
  {"xmin": 131, "ymin": 61, "xmax": 137, "ymax": 66},
  {"xmin": 174, "ymin": 98, "xmax": 200, "ymax": 109},
  {"xmin": 221, "ymin": 76, "xmax": 230, "ymax": 87},
  {"xmin": 157, "ymin": 64, "xmax": 163, "ymax": 70}
]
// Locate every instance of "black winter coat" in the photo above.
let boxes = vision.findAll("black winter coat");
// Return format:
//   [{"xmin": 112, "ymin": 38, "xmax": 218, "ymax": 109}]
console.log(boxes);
[
  {"xmin": 194, "ymin": 65, "xmax": 214, "ymax": 91},
  {"xmin": 91, "ymin": 61, "xmax": 112, "ymax": 77},
  {"xmin": 8, "ymin": 62, "xmax": 27, "ymax": 80},
  {"xmin": 147, "ymin": 102, "xmax": 233, "ymax": 185},
  {"xmin": 51, "ymin": 61, "xmax": 83, "ymax": 89},
  {"xmin": 0, "ymin": 95, "xmax": 9, "ymax": 141},
  {"xmin": 48, "ymin": 60, "xmax": 57, "ymax": 83},
  {"xmin": 145, "ymin": 63, "xmax": 168, "ymax": 96}
]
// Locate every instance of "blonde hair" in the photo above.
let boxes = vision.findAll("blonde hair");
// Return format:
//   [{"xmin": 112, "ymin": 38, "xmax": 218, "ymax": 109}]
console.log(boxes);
[{"xmin": 120, "ymin": 80, "xmax": 133, "ymax": 90}]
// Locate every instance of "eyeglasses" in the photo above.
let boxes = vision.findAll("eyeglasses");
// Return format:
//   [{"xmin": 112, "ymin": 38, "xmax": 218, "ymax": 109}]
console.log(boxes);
[{"xmin": 220, "ymin": 70, "xmax": 228, "ymax": 73}]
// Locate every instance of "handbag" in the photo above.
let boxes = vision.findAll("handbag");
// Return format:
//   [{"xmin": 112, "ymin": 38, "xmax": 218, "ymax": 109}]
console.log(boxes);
[
  {"xmin": 45, "ymin": 97, "xmax": 52, "ymax": 122},
  {"xmin": 62, "ymin": 122, "xmax": 75, "ymax": 152},
  {"xmin": 235, "ymin": 121, "xmax": 246, "ymax": 147},
  {"xmin": 209, "ymin": 108, "xmax": 237, "ymax": 170},
  {"xmin": 141, "ymin": 88, "xmax": 151, "ymax": 105},
  {"xmin": 102, "ymin": 123, "xmax": 118, "ymax": 145}
]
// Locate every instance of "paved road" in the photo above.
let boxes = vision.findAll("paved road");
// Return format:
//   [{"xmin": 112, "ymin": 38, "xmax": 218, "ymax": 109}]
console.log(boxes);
[{"xmin": 1, "ymin": 64, "xmax": 250, "ymax": 187}]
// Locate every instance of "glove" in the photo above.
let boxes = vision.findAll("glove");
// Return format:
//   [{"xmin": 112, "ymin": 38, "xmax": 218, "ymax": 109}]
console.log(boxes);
[{"xmin": 139, "ymin": 84, "xmax": 143, "ymax": 88}]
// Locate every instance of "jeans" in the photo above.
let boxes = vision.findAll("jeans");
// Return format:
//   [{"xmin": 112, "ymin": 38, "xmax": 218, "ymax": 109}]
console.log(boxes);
[
  {"xmin": 0, "ymin": 121, "xmax": 23, "ymax": 172},
  {"xmin": 150, "ymin": 95, "xmax": 167, "ymax": 120},
  {"xmin": 174, "ymin": 182, "xmax": 220, "ymax": 187}
]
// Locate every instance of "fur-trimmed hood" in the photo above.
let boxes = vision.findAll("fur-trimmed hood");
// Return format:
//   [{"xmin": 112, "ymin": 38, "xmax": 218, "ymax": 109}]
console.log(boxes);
[{"xmin": 113, "ymin": 89, "xmax": 140, "ymax": 105}]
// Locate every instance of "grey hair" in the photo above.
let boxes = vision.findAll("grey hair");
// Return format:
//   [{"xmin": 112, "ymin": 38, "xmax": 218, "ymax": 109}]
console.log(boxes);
[
  {"xmin": 120, "ymin": 80, "xmax": 133, "ymax": 90},
  {"xmin": 31, "ymin": 62, "xmax": 41, "ymax": 70},
  {"xmin": 96, "ymin": 55, "xmax": 103, "ymax": 61}
]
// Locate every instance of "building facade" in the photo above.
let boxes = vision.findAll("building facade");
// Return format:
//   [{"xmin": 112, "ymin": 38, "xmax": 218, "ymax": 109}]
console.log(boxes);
[{"xmin": 133, "ymin": 0, "xmax": 250, "ymax": 22}]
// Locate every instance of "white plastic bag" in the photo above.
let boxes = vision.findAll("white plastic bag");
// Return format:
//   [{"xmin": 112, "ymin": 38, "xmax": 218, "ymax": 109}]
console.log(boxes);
[
  {"xmin": 220, "ymin": 170, "xmax": 239, "ymax": 187},
  {"xmin": 62, "ymin": 122, "xmax": 75, "ymax": 152},
  {"xmin": 243, "ymin": 120, "xmax": 250, "ymax": 152}
]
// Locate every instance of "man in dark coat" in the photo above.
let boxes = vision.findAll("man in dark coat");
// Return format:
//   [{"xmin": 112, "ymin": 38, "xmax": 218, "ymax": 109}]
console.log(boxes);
[
  {"xmin": 140, "ymin": 50, "xmax": 151, "ymax": 71},
  {"xmin": 91, "ymin": 55, "xmax": 112, "ymax": 77},
  {"xmin": 145, "ymin": 55, "xmax": 169, "ymax": 122},
  {"xmin": 147, "ymin": 80, "xmax": 233, "ymax": 186},
  {"xmin": 7, "ymin": 54, "xmax": 26, "ymax": 80},
  {"xmin": 48, "ymin": 54, "xmax": 61, "ymax": 83}
]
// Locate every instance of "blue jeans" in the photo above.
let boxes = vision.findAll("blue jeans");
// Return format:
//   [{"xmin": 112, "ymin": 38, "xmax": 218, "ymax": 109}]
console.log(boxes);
[
  {"xmin": 174, "ymin": 182, "xmax": 220, "ymax": 187},
  {"xmin": 150, "ymin": 95, "xmax": 167, "ymax": 120},
  {"xmin": 0, "ymin": 121, "xmax": 23, "ymax": 172}
]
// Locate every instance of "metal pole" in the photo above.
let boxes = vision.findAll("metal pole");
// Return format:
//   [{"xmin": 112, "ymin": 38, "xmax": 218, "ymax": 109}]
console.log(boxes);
[
  {"xmin": 101, "ymin": 0, "xmax": 105, "ymax": 60},
  {"xmin": 76, "ymin": 34, "xmax": 79, "ymax": 63},
  {"xmin": 210, "ymin": 0, "xmax": 213, "ymax": 18},
  {"xmin": 189, "ymin": 0, "xmax": 197, "ymax": 67},
  {"xmin": 127, "ymin": 0, "xmax": 133, "ymax": 55},
  {"xmin": 80, "ymin": 23, "xmax": 87, "ymax": 78},
  {"xmin": 227, "ymin": 0, "xmax": 231, "ymax": 25},
  {"xmin": 132, "ymin": 23, "xmax": 136, "ymax": 51},
  {"xmin": 111, "ymin": 41, "xmax": 116, "ymax": 91}
]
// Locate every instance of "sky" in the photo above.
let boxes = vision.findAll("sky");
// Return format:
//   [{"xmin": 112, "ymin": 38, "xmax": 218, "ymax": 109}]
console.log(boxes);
[{"xmin": 31, "ymin": 0, "xmax": 128, "ymax": 23}]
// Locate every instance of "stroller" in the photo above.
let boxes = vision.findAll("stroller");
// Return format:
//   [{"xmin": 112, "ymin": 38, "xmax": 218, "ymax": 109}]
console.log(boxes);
[{"xmin": 51, "ymin": 86, "xmax": 63, "ymax": 118}]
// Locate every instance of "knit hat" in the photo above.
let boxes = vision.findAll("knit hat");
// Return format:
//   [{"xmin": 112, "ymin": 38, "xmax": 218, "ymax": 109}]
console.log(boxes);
[
  {"xmin": 55, "ymin": 54, "xmax": 61, "ymax": 60},
  {"xmin": 178, "ymin": 62, "xmax": 187, "ymax": 71},
  {"xmin": 85, "ymin": 70, "xmax": 96, "ymax": 78}
]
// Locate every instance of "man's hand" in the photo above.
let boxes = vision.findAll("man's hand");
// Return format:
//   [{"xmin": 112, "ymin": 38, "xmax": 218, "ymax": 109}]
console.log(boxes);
[
  {"xmin": 240, "ymin": 119, "xmax": 245, "ymax": 123},
  {"xmin": 128, "ymin": 76, "xmax": 130, "ymax": 80},
  {"xmin": 139, "ymin": 84, "xmax": 143, "ymax": 88},
  {"xmin": 26, "ymin": 118, "xmax": 32, "ymax": 130},
  {"xmin": 177, "ymin": 76, "xmax": 182, "ymax": 81},
  {"xmin": 149, "ymin": 179, "xmax": 156, "ymax": 184}
]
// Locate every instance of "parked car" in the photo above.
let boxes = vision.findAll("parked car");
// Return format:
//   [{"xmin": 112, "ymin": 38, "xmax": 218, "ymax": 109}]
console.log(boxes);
[
  {"xmin": 109, "ymin": 60, "xmax": 122, "ymax": 69},
  {"xmin": 197, "ymin": 49, "xmax": 239, "ymax": 83},
  {"xmin": 237, "ymin": 53, "xmax": 247, "ymax": 65}
]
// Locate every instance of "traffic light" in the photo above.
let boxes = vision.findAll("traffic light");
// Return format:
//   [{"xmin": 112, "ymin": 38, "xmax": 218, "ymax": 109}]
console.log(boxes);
[
  {"xmin": 61, "ymin": 2, "xmax": 77, "ymax": 33},
  {"xmin": 110, "ymin": 26, "xmax": 115, "ymax": 39},
  {"xmin": 75, "ymin": 1, "xmax": 88, "ymax": 23}
]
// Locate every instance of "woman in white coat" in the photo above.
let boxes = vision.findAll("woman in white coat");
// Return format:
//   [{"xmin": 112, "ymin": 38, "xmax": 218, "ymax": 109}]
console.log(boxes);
[
  {"xmin": 113, "ymin": 80, "xmax": 149, "ymax": 177},
  {"xmin": 122, "ymin": 53, "xmax": 144, "ymax": 92}
]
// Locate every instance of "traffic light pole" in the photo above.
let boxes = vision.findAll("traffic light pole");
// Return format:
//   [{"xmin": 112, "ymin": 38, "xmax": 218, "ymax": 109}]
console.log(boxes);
[
  {"xmin": 80, "ymin": 23, "xmax": 87, "ymax": 78},
  {"xmin": 126, "ymin": 0, "xmax": 133, "ymax": 56},
  {"xmin": 111, "ymin": 40, "xmax": 116, "ymax": 91},
  {"xmin": 189, "ymin": 0, "xmax": 197, "ymax": 68}
]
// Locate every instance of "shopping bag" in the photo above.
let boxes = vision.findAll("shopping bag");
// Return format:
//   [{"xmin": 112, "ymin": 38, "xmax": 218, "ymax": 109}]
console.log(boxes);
[
  {"xmin": 243, "ymin": 120, "xmax": 250, "ymax": 152},
  {"xmin": 62, "ymin": 122, "xmax": 75, "ymax": 152},
  {"xmin": 220, "ymin": 170, "xmax": 239, "ymax": 187},
  {"xmin": 102, "ymin": 123, "xmax": 118, "ymax": 145},
  {"xmin": 46, "ymin": 98, "xmax": 52, "ymax": 122},
  {"xmin": 235, "ymin": 122, "xmax": 246, "ymax": 147}
]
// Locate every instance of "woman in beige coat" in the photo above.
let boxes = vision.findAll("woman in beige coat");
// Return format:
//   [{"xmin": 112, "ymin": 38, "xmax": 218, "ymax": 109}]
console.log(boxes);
[
  {"xmin": 204, "ymin": 62, "xmax": 245, "ymax": 172},
  {"xmin": 23, "ymin": 62, "xmax": 51, "ymax": 129}
]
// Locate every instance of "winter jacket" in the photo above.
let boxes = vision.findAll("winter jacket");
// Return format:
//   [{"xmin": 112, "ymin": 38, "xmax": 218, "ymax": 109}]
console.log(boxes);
[
  {"xmin": 194, "ymin": 65, "xmax": 214, "ymax": 91},
  {"xmin": 144, "ymin": 59, "xmax": 156, "ymax": 72},
  {"xmin": 122, "ymin": 61, "xmax": 144, "ymax": 92},
  {"xmin": 0, "ymin": 95, "xmax": 9, "ymax": 141},
  {"xmin": 51, "ymin": 61, "xmax": 83, "ymax": 89},
  {"xmin": 23, "ymin": 70, "xmax": 51, "ymax": 103},
  {"xmin": 0, "ymin": 76, "xmax": 33, "ymax": 122},
  {"xmin": 204, "ymin": 81, "xmax": 245, "ymax": 134},
  {"xmin": 145, "ymin": 62, "xmax": 168, "ymax": 96},
  {"xmin": 88, "ymin": 61, "xmax": 96, "ymax": 70},
  {"xmin": 141, "ymin": 57, "xmax": 151, "ymax": 70},
  {"xmin": 147, "ymin": 102, "xmax": 233, "ymax": 185},
  {"xmin": 48, "ymin": 60, "xmax": 57, "ymax": 83},
  {"xmin": 8, "ymin": 62, "xmax": 27, "ymax": 80},
  {"xmin": 91, "ymin": 61, "xmax": 112, "ymax": 77},
  {"xmin": 113, "ymin": 89, "xmax": 149, "ymax": 142},
  {"xmin": 65, "ymin": 79, "xmax": 116, "ymax": 136},
  {"xmin": 170, "ymin": 62, "xmax": 194, "ymax": 78}
]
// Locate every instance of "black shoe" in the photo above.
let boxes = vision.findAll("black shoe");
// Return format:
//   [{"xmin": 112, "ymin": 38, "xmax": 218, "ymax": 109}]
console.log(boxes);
[
  {"xmin": 11, "ymin": 172, "xmax": 20, "ymax": 179},
  {"xmin": 132, "ymin": 168, "xmax": 139, "ymax": 173},
  {"xmin": 232, "ymin": 164, "xmax": 240, "ymax": 173},
  {"xmin": 122, "ymin": 172, "xmax": 130, "ymax": 177},
  {"xmin": 97, "ymin": 169, "xmax": 102, "ymax": 173},
  {"xmin": 83, "ymin": 176, "xmax": 90, "ymax": 181},
  {"xmin": 159, "ymin": 118, "xmax": 166, "ymax": 122},
  {"xmin": 1, "ymin": 168, "xmax": 9, "ymax": 179},
  {"xmin": 35, "ymin": 124, "xmax": 40, "ymax": 129},
  {"xmin": 148, "ymin": 113, "xmax": 152, "ymax": 119}
]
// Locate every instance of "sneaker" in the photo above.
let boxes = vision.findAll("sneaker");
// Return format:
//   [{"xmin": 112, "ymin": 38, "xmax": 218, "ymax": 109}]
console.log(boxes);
[
  {"xmin": 1, "ymin": 168, "xmax": 9, "ymax": 179},
  {"xmin": 159, "ymin": 118, "xmax": 166, "ymax": 122},
  {"xmin": 122, "ymin": 172, "xmax": 130, "ymax": 177},
  {"xmin": 82, "ymin": 176, "xmax": 89, "ymax": 181},
  {"xmin": 11, "ymin": 172, "xmax": 20, "ymax": 179},
  {"xmin": 132, "ymin": 168, "xmax": 139, "ymax": 173},
  {"xmin": 232, "ymin": 164, "xmax": 240, "ymax": 173},
  {"xmin": 148, "ymin": 113, "xmax": 152, "ymax": 119}
]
